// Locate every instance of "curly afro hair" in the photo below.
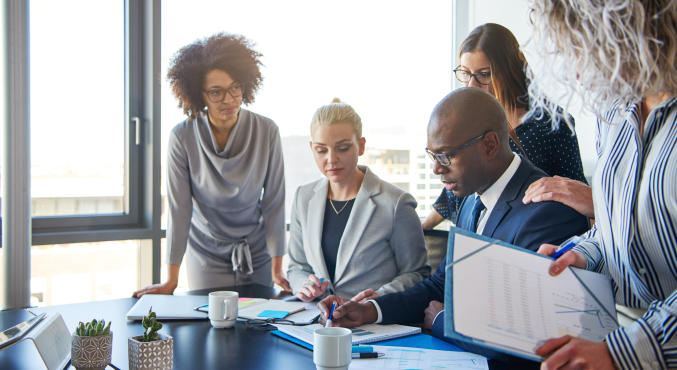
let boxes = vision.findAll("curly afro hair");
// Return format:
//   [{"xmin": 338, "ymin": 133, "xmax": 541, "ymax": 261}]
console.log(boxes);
[{"xmin": 167, "ymin": 32, "xmax": 264, "ymax": 118}]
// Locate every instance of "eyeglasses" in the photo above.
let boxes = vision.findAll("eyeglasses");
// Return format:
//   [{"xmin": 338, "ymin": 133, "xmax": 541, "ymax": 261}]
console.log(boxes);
[
  {"xmin": 425, "ymin": 133, "xmax": 486, "ymax": 166},
  {"xmin": 203, "ymin": 83, "xmax": 243, "ymax": 103},
  {"xmin": 453, "ymin": 68, "xmax": 492, "ymax": 85},
  {"xmin": 244, "ymin": 315, "xmax": 320, "ymax": 331}
]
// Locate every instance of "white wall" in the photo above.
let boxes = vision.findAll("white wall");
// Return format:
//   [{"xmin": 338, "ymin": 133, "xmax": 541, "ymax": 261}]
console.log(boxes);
[{"xmin": 466, "ymin": 0, "xmax": 598, "ymax": 179}]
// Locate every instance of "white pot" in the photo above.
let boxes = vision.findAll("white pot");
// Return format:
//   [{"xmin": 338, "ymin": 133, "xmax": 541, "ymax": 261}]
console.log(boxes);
[{"xmin": 128, "ymin": 333, "xmax": 173, "ymax": 370}]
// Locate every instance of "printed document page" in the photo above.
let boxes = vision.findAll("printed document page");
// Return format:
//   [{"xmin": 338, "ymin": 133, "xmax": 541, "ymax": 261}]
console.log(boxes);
[
  {"xmin": 348, "ymin": 345, "xmax": 488, "ymax": 370},
  {"xmin": 452, "ymin": 233, "xmax": 618, "ymax": 358}
]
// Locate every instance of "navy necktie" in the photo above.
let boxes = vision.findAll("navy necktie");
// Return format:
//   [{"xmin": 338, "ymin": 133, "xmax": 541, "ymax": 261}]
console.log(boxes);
[{"xmin": 471, "ymin": 197, "xmax": 486, "ymax": 233}]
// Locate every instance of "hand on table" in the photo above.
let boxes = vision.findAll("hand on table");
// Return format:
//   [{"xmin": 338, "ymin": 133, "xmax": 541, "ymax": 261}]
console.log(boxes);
[
  {"xmin": 271, "ymin": 256, "xmax": 292, "ymax": 292},
  {"xmin": 536, "ymin": 336, "xmax": 616, "ymax": 370},
  {"xmin": 317, "ymin": 295, "xmax": 378, "ymax": 327},
  {"xmin": 351, "ymin": 289, "xmax": 379, "ymax": 303},
  {"xmin": 523, "ymin": 176, "xmax": 595, "ymax": 218},
  {"xmin": 132, "ymin": 281, "xmax": 177, "ymax": 298},
  {"xmin": 272, "ymin": 273, "xmax": 292, "ymax": 292},
  {"xmin": 537, "ymin": 244, "xmax": 588, "ymax": 276},
  {"xmin": 423, "ymin": 300, "xmax": 444, "ymax": 330},
  {"xmin": 296, "ymin": 274, "xmax": 329, "ymax": 302}
]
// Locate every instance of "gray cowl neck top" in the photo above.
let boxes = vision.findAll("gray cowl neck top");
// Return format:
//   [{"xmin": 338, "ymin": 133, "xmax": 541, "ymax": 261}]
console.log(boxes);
[{"xmin": 166, "ymin": 109, "xmax": 286, "ymax": 266}]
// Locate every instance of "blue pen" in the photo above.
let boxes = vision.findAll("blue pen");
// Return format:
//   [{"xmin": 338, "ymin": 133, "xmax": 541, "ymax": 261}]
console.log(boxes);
[
  {"xmin": 551, "ymin": 235, "xmax": 582, "ymax": 259},
  {"xmin": 325, "ymin": 301, "xmax": 337, "ymax": 328}
]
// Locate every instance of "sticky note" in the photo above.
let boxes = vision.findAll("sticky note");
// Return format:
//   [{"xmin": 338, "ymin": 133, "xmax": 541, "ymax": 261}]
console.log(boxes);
[
  {"xmin": 238, "ymin": 298, "xmax": 254, "ymax": 302},
  {"xmin": 257, "ymin": 310, "xmax": 289, "ymax": 319},
  {"xmin": 238, "ymin": 300, "xmax": 257, "ymax": 307}
]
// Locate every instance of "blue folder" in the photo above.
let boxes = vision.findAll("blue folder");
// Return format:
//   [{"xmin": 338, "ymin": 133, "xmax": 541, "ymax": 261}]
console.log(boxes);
[{"xmin": 272, "ymin": 330, "xmax": 464, "ymax": 352}]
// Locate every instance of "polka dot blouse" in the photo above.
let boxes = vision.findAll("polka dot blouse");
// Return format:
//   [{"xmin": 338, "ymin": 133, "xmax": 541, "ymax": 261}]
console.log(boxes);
[{"xmin": 433, "ymin": 107, "xmax": 588, "ymax": 222}]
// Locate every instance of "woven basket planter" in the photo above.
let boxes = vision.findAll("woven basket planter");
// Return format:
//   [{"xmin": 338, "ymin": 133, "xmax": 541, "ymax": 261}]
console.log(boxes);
[
  {"xmin": 128, "ymin": 333, "xmax": 173, "ymax": 370},
  {"xmin": 71, "ymin": 332, "xmax": 113, "ymax": 370}
]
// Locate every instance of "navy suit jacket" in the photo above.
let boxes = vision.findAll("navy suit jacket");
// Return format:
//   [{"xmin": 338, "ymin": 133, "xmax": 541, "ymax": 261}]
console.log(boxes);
[{"xmin": 373, "ymin": 159, "xmax": 590, "ymax": 363}]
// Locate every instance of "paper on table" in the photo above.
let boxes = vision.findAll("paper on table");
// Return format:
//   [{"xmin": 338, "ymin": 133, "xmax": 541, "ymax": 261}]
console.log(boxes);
[
  {"xmin": 284, "ymin": 302, "xmax": 321, "ymax": 323},
  {"xmin": 348, "ymin": 345, "xmax": 488, "ymax": 370},
  {"xmin": 452, "ymin": 233, "xmax": 618, "ymax": 359},
  {"xmin": 238, "ymin": 300, "xmax": 306, "ymax": 320}
]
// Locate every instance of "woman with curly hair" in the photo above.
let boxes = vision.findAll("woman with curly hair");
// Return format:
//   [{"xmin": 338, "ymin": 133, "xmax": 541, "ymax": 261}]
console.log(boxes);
[
  {"xmin": 421, "ymin": 23, "xmax": 589, "ymax": 230},
  {"xmin": 523, "ymin": 1, "xmax": 677, "ymax": 369},
  {"xmin": 133, "ymin": 33, "xmax": 290, "ymax": 296}
]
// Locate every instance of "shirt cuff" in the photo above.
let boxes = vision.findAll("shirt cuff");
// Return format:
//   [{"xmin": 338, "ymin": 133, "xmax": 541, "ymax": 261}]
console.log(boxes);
[
  {"xmin": 368, "ymin": 299, "xmax": 383, "ymax": 324},
  {"xmin": 605, "ymin": 319, "xmax": 666, "ymax": 370}
]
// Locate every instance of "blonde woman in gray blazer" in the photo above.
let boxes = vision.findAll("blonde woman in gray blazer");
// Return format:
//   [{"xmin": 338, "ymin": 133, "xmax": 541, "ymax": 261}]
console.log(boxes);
[{"xmin": 287, "ymin": 99, "xmax": 431, "ymax": 302}]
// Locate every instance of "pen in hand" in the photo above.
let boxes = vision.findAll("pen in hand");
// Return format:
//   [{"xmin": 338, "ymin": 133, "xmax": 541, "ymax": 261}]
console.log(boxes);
[
  {"xmin": 551, "ymin": 235, "xmax": 582, "ymax": 259},
  {"xmin": 325, "ymin": 301, "xmax": 338, "ymax": 328}
]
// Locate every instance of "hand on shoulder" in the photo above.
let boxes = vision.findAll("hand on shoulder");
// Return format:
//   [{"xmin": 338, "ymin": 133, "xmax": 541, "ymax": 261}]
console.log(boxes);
[{"xmin": 523, "ymin": 176, "xmax": 594, "ymax": 218}]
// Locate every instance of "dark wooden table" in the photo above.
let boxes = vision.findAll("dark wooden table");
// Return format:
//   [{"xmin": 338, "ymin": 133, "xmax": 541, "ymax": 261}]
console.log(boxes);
[{"xmin": 0, "ymin": 284, "xmax": 537, "ymax": 370}]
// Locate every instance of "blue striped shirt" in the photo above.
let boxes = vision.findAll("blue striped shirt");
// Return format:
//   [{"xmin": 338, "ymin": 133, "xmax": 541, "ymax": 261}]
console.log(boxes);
[{"xmin": 573, "ymin": 96, "xmax": 677, "ymax": 370}]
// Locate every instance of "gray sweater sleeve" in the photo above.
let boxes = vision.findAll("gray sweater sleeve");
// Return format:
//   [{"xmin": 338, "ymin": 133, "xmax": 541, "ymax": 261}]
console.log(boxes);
[
  {"xmin": 166, "ymin": 129, "xmax": 193, "ymax": 266},
  {"xmin": 260, "ymin": 125, "xmax": 286, "ymax": 258}
]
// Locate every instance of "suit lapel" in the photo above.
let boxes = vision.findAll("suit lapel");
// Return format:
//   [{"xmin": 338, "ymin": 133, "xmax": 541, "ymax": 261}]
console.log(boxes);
[
  {"xmin": 333, "ymin": 167, "xmax": 380, "ymax": 284},
  {"xmin": 481, "ymin": 159, "xmax": 534, "ymax": 238},
  {"xmin": 306, "ymin": 179, "xmax": 331, "ymax": 284}
]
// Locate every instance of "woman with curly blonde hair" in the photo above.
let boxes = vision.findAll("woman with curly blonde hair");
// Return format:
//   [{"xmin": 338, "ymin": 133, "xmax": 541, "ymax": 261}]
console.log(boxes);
[
  {"xmin": 525, "ymin": 1, "xmax": 677, "ymax": 369},
  {"xmin": 133, "ymin": 33, "xmax": 291, "ymax": 296}
]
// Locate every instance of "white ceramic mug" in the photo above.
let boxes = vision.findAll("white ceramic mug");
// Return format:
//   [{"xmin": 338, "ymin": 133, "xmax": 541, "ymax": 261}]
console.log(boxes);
[
  {"xmin": 313, "ymin": 327, "xmax": 352, "ymax": 370},
  {"xmin": 208, "ymin": 291, "xmax": 238, "ymax": 328}
]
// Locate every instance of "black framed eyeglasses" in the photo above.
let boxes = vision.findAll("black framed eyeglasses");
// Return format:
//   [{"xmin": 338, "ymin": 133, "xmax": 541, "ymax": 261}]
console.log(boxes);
[
  {"xmin": 244, "ymin": 315, "xmax": 320, "ymax": 331},
  {"xmin": 425, "ymin": 133, "xmax": 487, "ymax": 166},
  {"xmin": 453, "ymin": 68, "xmax": 492, "ymax": 85},
  {"xmin": 203, "ymin": 83, "xmax": 243, "ymax": 103}
]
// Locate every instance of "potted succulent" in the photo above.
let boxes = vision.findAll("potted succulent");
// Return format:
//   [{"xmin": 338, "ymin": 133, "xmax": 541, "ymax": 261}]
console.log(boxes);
[
  {"xmin": 128, "ymin": 307, "xmax": 173, "ymax": 370},
  {"xmin": 71, "ymin": 319, "xmax": 113, "ymax": 370}
]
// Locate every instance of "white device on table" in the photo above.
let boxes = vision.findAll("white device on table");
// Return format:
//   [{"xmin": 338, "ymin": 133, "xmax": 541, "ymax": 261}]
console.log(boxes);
[
  {"xmin": 209, "ymin": 291, "xmax": 238, "ymax": 328},
  {"xmin": 313, "ymin": 327, "xmax": 352, "ymax": 370}
]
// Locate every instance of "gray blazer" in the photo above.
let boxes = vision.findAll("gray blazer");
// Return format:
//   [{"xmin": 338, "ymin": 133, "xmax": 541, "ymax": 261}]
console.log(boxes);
[{"xmin": 287, "ymin": 166, "xmax": 431, "ymax": 299}]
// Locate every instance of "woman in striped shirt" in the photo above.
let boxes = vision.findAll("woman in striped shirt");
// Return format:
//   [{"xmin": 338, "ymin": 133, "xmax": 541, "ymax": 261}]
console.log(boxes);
[{"xmin": 527, "ymin": 1, "xmax": 677, "ymax": 369}]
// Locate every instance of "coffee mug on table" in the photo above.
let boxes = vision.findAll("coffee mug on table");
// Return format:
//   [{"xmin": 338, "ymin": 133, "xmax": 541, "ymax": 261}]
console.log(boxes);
[
  {"xmin": 313, "ymin": 327, "xmax": 352, "ymax": 370},
  {"xmin": 208, "ymin": 291, "xmax": 238, "ymax": 328}
]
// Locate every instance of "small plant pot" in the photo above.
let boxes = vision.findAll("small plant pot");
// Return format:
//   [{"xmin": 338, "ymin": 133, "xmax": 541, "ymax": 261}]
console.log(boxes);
[
  {"xmin": 128, "ymin": 333, "xmax": 173, "ymax": 370},
  {"xmin": 71, "ymin": 332, "xmax": 113, "ymax": 370}
]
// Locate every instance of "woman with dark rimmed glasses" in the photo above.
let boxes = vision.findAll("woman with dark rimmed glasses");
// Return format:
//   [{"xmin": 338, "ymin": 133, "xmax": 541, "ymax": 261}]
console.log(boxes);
[
  {"xmin": 133, "ymin": 33, "xmax": 291, "ymax": 297},
  {"xmin": 421, "ymin": 23, "xmax": 589, "ymax": 230}
]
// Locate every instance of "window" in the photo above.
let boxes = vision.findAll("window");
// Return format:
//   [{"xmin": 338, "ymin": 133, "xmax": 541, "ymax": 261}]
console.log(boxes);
[
  {"xmin": 430, "ymin": 174, "xmax": 441, "ymax": 179},
  {"xmin": 160, "ymin": 1, "xmax": 452, "ymax": 224},
  {"xmin": 419, "ymin": 174, "xmax": 426, "ymax": 180},
  {"xmin": 417, "ymin": 164, "xmax": 427, "ymax": 169},
  {"xmin": 417, "ymin": 184, "xmax": 426, "ymax": 190},
  {"xmin": 430, "ymin": 184, "xmax": 443, "ymax": 189},
  {"xmin": 30, "ymin": 0, "xmax": 125, "ymax": 217},
  {"xmin": 30, "ymin": 240, "xmax": 141, "ymax": 307}
]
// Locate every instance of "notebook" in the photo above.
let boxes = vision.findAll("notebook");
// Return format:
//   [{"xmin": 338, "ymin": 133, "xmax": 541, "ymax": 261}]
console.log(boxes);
[{"xmin": 276, "ymin": 323, "xmax": 421, "ymax": 345}]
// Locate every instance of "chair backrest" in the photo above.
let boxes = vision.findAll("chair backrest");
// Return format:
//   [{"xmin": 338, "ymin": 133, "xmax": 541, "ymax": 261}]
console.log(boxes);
[{"xmin": 423, "ymin": 229, "xmax": 449, "ymax": 273}]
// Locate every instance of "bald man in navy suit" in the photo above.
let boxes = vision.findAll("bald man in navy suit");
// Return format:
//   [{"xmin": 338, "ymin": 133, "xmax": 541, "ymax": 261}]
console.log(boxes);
[{"xmin": 317, "ymin": 88, "xmax": 590, "ymax": 366}]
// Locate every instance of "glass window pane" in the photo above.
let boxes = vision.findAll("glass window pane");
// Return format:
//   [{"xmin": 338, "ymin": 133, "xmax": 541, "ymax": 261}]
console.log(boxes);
[
  {"xmin": 31, "ymin": 240, "xmax": 140, "ymax": 307},
  {"xmin": 30, "ymin": 0, "xmax": 125, "ymax": 216},
  {"xmin": 160, "ymin": 0, "xmax": 451, "ymax": 227}
]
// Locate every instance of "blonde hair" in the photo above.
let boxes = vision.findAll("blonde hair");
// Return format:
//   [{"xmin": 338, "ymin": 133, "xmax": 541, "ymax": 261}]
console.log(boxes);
[
  {"xmin": 526, "ymin": 0, "xmax": 677, "ymax": 123},
  {"xmin": 310, "ymin": 98, "xmax": 363, "ymax": 139}
]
